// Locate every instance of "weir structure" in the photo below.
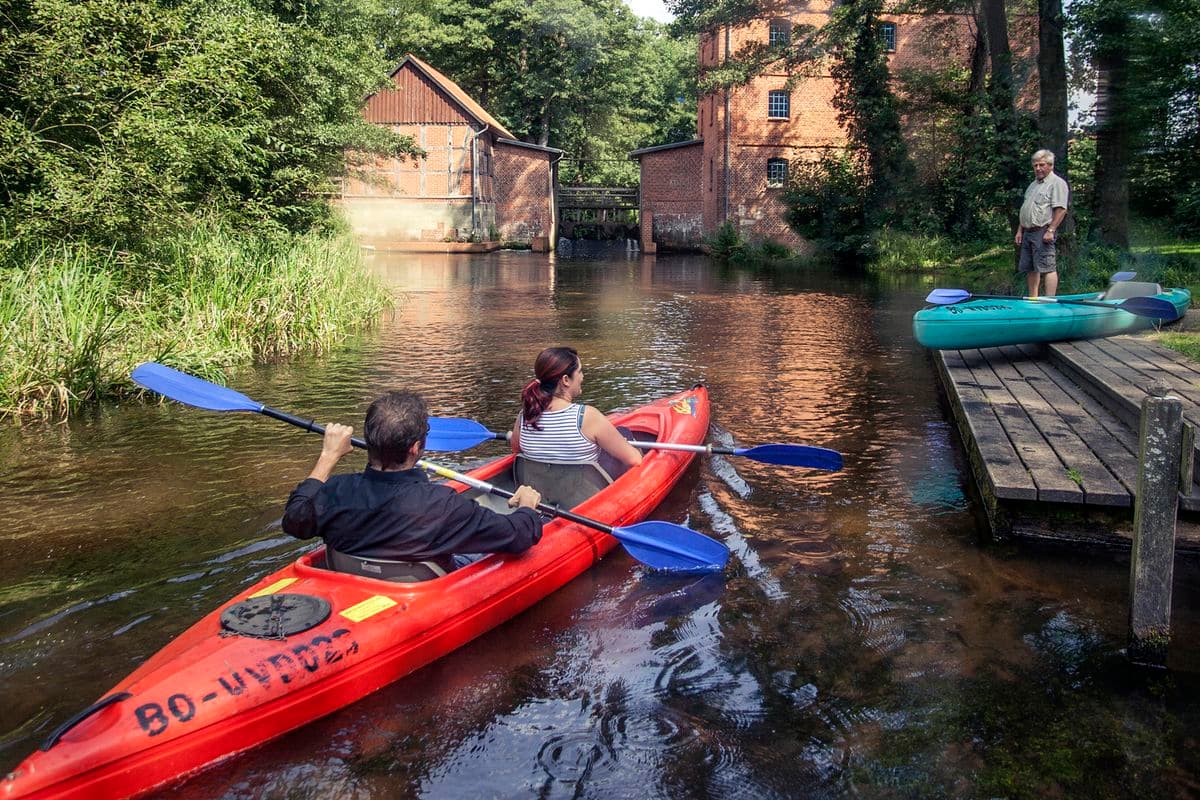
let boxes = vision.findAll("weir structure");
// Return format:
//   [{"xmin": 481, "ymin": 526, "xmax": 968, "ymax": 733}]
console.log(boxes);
[{"xmin": 556, "ymin": 186, "xmax": 640, "ymax": 242}]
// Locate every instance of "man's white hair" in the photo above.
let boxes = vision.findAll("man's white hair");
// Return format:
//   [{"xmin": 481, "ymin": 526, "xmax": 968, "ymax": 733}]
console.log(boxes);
[{"xmin": 1032, "ymin": 149, "xmax": 1055, "ymax": 164}]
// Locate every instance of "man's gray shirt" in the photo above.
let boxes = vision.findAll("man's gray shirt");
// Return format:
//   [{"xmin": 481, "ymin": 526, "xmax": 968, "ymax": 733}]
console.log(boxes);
[{"xmin": 1019, "ymin": 171, "xmax": 1068, "ymax": 228}]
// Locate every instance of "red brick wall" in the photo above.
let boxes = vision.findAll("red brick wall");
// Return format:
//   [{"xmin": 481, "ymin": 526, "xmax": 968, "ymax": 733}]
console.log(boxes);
[
  {"xmin": 638, "ymin": 144, "xmax": 704, "ymax": 250},
  {"xmin": 682, "ymin": 3, "xmax": 1040, "ymax": 246},
  {"xmin": 493, "ymin": 144, "xmax": 555, "ymax": 242}
]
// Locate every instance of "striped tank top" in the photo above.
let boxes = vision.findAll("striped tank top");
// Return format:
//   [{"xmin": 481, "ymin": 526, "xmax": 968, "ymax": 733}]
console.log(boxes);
[{"xmin": 519, "ymin": 404, "xmax": 601, "ymax": 463}]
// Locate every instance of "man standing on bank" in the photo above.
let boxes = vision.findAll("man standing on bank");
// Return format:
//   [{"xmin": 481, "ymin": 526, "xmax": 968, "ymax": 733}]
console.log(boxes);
[{"xmin": 1015, "ymin": 149, "xmax": 1069, "ymax": 298}]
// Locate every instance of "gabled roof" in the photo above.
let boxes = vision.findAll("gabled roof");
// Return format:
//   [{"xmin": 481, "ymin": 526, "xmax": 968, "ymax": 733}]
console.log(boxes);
[
  {"xmin": 629, "ymin": 139, "xmax": 703, "ymax": 158},
  {"xmin": 392, "ymin": 54, "xmax": 516, "ymax": 141}
]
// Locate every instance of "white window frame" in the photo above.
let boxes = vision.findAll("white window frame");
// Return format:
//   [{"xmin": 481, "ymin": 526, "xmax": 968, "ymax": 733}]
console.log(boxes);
[{"xmin": 767, "ymin": 90, "xmax": 790, "ymax": 119}]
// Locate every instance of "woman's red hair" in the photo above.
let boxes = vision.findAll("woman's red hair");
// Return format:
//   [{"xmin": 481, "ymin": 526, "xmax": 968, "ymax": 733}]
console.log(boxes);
[{"xmin": 520, "ymin": 347, "xmax": 579, "ymax": 430}]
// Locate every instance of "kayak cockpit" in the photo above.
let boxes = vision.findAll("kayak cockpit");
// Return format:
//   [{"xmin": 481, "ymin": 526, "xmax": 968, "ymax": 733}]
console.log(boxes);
[
  {"xmin": 1100, "ymin": 281, "xmax": 1162, "ymax": 300},
  {"xmin": 296, "ymin": 426, "xmax": 662, "ymax": 585}
]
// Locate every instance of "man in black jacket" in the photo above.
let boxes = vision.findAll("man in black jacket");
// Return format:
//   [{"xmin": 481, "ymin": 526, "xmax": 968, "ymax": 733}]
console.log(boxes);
[{"xmin": 283, "ymin": 391, "xmax": 542, "ymax": 579}]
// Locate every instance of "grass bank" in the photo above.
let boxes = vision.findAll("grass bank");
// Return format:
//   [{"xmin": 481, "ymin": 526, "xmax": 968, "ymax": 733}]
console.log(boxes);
[{"xmin": 0, "ymin": 224, "xmax": 393, "ymax": 419}]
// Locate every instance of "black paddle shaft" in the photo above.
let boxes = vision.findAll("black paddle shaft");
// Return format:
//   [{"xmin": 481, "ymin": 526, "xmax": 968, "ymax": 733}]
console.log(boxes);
[{"xmin": 260, "ymin": 406, "xmax": 369, "ymax": 450}]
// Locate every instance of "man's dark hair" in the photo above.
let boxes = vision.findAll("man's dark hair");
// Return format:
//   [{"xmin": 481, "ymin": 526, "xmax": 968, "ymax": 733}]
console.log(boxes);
[{"xmin": 363, "ymin": 391, "xmax": 428, "ymax": 469}]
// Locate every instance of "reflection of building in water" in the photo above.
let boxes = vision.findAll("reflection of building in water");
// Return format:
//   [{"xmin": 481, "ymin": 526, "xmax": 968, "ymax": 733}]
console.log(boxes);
[
  {"xmin": 341, "ymin": 54, "xmax": 561, "ymax": 251},
  {"xmin": 633, "ymin": 2, "xmax": 1036, "ymax": 250}
]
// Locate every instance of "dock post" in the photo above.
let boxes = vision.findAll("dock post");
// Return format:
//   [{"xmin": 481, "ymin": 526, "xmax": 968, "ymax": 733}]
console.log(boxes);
[{"xmin": 1129, "ymin": 381, "xmax": 1182, "ymax": 666}]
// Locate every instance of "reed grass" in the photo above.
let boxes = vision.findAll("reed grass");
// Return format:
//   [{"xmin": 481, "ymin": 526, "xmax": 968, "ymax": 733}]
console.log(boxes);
[{"xmin": 0, "ymin": 224, "xmax": 392, "ymax": 419}]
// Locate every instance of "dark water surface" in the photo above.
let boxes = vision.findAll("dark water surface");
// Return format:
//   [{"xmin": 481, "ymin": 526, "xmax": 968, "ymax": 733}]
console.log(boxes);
[{"xmin": 2, "ymin": 251, "xmax": 1199, "ymax": 798}]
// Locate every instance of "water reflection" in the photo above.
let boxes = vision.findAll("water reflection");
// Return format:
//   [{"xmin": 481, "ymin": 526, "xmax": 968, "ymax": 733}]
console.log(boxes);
[{"xmin": 1, "ymin": 251, "xmax": 1198, "ymax": 797}]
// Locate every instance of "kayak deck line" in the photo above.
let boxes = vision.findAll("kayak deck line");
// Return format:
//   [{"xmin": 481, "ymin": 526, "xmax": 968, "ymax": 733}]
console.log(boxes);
[{"xmin": 933, "ymin": 335, "xmax": 1200, "ymax": 545}]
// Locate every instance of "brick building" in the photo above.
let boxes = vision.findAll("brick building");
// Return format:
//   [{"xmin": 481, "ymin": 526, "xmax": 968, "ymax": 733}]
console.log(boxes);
[
  {"xmin": 634, "ymin": 3, "xmax": 1037, "ymax": 250},
  {"xmin": 341, "ymin": 54, "xmax": 561, "ymax": 249}
]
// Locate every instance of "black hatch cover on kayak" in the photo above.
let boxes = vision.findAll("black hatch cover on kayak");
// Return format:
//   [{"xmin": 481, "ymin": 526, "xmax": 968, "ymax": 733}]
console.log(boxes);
[{"xmin": 220, "ymin": 593, "xmax": 331, "ymax": 639}]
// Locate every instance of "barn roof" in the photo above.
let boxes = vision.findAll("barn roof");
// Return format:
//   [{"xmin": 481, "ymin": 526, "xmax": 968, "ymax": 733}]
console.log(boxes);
[{"xmin": 391, "ymin": 54, "xmax": 517, "ymax": 141}]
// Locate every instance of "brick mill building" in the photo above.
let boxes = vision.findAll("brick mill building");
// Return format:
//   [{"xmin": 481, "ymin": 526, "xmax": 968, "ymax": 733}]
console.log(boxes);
[
  {"xmin": 340, "ymin": 54, "xmax": 561, "ymax": 250},
  {"xmin": 633, "ymin": 2, "xmax": 1036, "ymax": 251}
]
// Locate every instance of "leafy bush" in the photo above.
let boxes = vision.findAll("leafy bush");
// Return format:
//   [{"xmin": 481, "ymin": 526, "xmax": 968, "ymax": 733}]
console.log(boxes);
[
  {"xmin": 705, "ymin": 222, "xmax": 744, "ymax": 261},
  {"xmin": 783, "ymin": 150, "xmax": 871, "ymax": 257}
]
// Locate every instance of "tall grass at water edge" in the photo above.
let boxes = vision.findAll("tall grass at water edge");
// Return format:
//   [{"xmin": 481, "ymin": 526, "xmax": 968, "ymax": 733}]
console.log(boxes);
[{"xmin": 0, "ymin": 226, "xmax": 393, "ymax": 419}]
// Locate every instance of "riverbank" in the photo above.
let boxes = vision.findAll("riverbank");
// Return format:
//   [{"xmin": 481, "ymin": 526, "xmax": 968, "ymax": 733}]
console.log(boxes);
[{"xmin": 0, "ymin": 224, "xmax": 393, "ymax": 420}]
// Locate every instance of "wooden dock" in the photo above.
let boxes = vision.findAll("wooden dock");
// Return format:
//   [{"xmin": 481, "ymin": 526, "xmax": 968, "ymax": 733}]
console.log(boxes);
[{"xmin": 935, "ymin": 335, "xmax": 1200, "ymax": 548}]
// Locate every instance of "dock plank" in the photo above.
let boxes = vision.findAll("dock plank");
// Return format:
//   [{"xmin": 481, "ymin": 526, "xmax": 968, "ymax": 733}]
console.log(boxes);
[
  {"xmin": 939, "ymin": 350, "xmax": 1037, "ymax": 500},
  {"xmin": 959, "ymin": 348, "xmax": 1081, "ymax": 502},
  {"xmin": 992, "ymin": 346, "xmax": 1131, "ymax": 505},
  {"xmin": 1014, "ymin": 344, "xmax": 1140, "ymax": 494}
]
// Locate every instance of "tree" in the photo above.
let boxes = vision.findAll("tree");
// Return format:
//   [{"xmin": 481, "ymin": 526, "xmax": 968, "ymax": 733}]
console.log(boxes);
[
  {"xmin": 0, "ymin": 0, "xmax": 419, "ymax": 246},
  {"xmin": 1037, "ymin": 0, "xmax": 1068, "ymax": 176},
  {"xmin": 387, "ymin": 0, "xmax": 696, "ymax": 185}
]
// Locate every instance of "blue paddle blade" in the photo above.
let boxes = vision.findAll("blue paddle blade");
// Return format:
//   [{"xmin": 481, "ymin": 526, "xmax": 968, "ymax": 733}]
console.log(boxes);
[
  {"xmin": 733, "ymin": 444, "xmax": 843, "ymax": 470},
  {"xmin": 131, "ymin": 363, "xmax": 260, "ymax": 412},
  {"xmin": 925, "ymin": 289, "xmax": 972, "ymax": 305},
  {"xmin": 1117, "ymin": 296, "xmax": 1181, "ymax": 320},
  {"xmin": 611, "ymin": 520, "xmax": 729, "ymax": 573},
  {"xmin": 1110, "ymin": 271, "xmax": 1137, "ymax": 282},
  {"xmin": 426, "ymin": 417, "xmax": 501, "ymax": 451}
]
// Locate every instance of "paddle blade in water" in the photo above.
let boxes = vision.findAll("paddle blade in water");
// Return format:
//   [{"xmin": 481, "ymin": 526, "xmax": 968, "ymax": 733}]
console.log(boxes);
[
  {"xmin": 925, "ymin": 289, "xmax": 972, "ymax": 305},
  {"xmin": 611, "ymin": 520, "xmax": 729, "ymax": 573},
  {"xmin": 734, "ymin": 444, "xmax": 843, "ymax": 470},
  {"xmin": 1117, "ymin": 296, "xmax": 1181, "ymax": 320},
  {"xmin": 131, "ymin": 363, "xmax": 260, "ymax": 412},
  {"xmin": 426, "ymin": 417, "xmax": 501, "ymax": 451}
]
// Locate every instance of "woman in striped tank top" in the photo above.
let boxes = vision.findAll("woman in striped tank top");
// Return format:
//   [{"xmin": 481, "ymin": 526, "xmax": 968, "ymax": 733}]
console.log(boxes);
[{"xmin": 511, "ymin": 347, "xmax": 643, "ymax": 469}]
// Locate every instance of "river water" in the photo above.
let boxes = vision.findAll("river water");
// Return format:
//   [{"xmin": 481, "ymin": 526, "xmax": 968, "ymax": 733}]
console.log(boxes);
[{"xmin": 1, "ymin": 250, "xmax": 1199, "ymax": 798}]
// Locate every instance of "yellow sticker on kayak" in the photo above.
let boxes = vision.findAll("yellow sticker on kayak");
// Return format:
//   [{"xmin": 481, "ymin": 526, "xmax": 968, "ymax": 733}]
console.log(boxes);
[
  {"xmin": 248, "ymin": 577, "xmax": 298, "ymax": 598},
  {"xmin": 671, "ymin": 397, "xmax": 697, "ymax": 415},
  {"xmin": 340, "ymin": 595, "xmax": 398, "ymax": 622}
]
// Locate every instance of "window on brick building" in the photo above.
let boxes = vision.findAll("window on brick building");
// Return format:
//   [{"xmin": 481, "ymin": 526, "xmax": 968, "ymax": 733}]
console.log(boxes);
[
  {"xmin": 767, "ymin": 158, "xmax": 788, "ymax": 187},
  {"xmin": 769, "ymin": 20, "xmax": 790, "ymax": 47},
  {"xmin": 767, "ymin": 90, "xmax": 790, "ymax": 119},
  {"xmin": 880, "ymin": 22, "xmax": 897, "ymax": 52},
  {"xmin": 709, "ymin": 158, "xmax": 714, "ymax": 191}
]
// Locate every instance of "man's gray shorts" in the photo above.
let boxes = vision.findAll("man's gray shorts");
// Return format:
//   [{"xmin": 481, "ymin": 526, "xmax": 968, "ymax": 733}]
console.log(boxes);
[{"xmin": 1018, "ymin": 226, "xmax": 1057, "ymax": 273}]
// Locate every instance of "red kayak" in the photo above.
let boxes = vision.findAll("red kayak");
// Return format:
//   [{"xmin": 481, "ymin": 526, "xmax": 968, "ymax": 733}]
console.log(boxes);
[{"xmin": 2, "ymin": 386, "xmax": 710, "ymax": 800}]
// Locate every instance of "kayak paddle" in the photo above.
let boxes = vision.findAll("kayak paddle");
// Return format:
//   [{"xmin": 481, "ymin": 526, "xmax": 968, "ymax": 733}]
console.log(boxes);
[
  {"xmin": 130, "ymin": 362, "xmax": 728, "ymax": 573},
  {"xmin": 1110, "ymin": 271, "xmax": 1137, "ymax": 282},
  {"xmin": 924, "ymin": 289, "xmax": 1180, "ymax": 320},
  {"xmin": 420, "ymin": 462, "xmax": 728, "ymax": 573},
  {"xmin": 422, "ymin": 416, "xmax": 843, "ymax": 470}
]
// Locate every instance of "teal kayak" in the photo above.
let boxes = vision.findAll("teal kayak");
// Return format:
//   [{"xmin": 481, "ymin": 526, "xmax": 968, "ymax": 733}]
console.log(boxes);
[{"xmin": 912, "ymin": 285, "xmax": 1191, "ymax": 350}]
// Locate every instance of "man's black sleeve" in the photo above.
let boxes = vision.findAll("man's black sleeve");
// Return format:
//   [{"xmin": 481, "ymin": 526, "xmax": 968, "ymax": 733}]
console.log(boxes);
[
  {"xmin": 282, "ymin": 478, "xmax": 325, "ymax": 540},
  {"xmin": 429, "ymin": 488, "xmax": 543, "ymax": 555}
]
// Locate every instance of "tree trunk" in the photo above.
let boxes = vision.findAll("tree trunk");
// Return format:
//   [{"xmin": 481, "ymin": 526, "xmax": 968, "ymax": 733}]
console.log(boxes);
[
  {"xmin": 1037, "ymin": 0, "xmax": 1068, "ymax": 177},
  {"xmin": 1094, "ymin": 43, "xmax": 1130, "ymax": 248},
  {"xmin": 981, "ymin": 0, "xmax": 1024, "ymax": 223}
]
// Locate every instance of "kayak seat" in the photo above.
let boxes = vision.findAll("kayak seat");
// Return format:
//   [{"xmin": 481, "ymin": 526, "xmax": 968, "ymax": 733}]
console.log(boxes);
[
  {"xmin": 325, "ymin": 547, "xmax": 452, "ymax": 583},
  {"xmin": 1103, "ymin": 281, "xmax": 1162, "ymax": 300},
  {"xmin": 513, "ymin": 455, "xmax": 613, "ymax": 510}
]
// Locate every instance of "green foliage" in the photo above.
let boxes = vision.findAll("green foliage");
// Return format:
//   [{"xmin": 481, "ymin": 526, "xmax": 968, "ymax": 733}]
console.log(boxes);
[
  {"xmin": 705, "ymin": 221, "xmax": 744, "ymax": 261},
  {"xmin": 782, "ymin": 150, "xmax": 870, "ymax": 257},
  {"xmin": 389, "ymin": 2, "xmax": 696, "ymax": 187},
  {"xmin": 0, "ymin": 0, "xmax": 419, "ymax": 247},
  {"xmin": 0, "ymin": 223, "xmax": 392, "ymax": 418}
]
